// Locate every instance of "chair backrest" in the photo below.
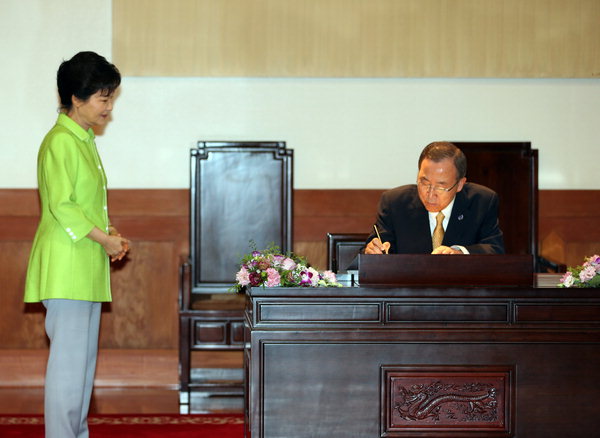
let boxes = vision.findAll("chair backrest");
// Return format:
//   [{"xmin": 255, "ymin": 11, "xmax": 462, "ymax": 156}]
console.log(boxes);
[
  {"xmin": 452, "ymin": 142, "xmax": 538, "ymax": 259},
  {"xmin": 190, "ymin": 141, "xmax": 293, "ymax": 294},
  {"xmin": 327, "ymin": 233, "xmax": 369, "ymax": 273}
]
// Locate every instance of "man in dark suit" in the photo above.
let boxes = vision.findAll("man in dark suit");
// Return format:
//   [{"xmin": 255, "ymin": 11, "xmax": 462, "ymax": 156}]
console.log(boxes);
[{"xmin": 365, "ymin": 141, "xmax": 504, "ymax": 255}]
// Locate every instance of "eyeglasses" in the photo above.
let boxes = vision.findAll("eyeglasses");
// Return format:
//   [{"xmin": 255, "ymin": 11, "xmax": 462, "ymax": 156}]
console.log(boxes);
[{"xmin": 417, "ymin": 179, "xmax": 459, "ymax": 194}]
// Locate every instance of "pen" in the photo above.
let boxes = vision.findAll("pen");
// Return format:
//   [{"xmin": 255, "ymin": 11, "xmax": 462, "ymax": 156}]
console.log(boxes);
[{"xmin": 373, "ymin": 225, "xmax": 388, "ymax": 254}]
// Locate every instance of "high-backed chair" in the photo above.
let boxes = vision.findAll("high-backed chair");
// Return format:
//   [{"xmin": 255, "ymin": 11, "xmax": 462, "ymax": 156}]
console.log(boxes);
[
  {"xmin": 453, "ymin": 141, "xmax": 563, "ymax": 272},
  {"xmin": 179, "ymin": 141, "xmax": 293, "ymax": 405}
]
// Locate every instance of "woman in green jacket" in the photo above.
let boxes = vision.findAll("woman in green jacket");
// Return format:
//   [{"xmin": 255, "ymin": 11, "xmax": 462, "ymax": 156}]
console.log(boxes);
[{"xmin": 24, "ymin": 51, "xmax": 129, "ymax": 438}]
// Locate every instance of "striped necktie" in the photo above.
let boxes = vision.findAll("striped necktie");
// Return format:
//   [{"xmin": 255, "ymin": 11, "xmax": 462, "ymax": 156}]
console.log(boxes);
[{"xmin": 432, "ymin": 212, "xmax": 445, "ymax": 249}]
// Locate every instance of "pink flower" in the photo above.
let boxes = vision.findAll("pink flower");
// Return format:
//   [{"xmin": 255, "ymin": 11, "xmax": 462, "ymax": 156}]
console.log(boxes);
[
  {"xmin": 321, "ymin": 270, "xmax": 337, "ymax": 284},
  {"xmin": 587, "ymin": 254, "xmax": 600, "ymax": 272},
  {"xmin": 281, "ymin": 257, "xmax": 297, "ymax": 271},
  {"xmin": 579, "ymin": 265, "xmax": 596, "ymax": 283},
  {"xmin": 266, "ymin": 268, "xmax": 281, "ymax": 287},
  {"xmin": 560, "ymin": 271, "xmax": 574, "ymax": 288},
  {"xmin": 236, "ymin": 267, "xmax": 250, "ymax": 286},
  {"xmin": 272, "ymin": 255, "xmax": 285, "ymax": 266}
]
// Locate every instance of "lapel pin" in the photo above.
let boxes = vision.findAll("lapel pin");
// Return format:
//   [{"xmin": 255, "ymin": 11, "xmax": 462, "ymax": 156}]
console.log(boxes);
[{"xmin": 458, "ymin": 214, "xmax": 464, "ymax": 221}]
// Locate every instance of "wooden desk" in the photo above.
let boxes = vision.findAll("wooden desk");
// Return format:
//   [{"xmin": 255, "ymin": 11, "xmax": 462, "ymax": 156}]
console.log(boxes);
[{"xmin": 244, "ymin": 276, "xmax": 600, "ymax": 438}]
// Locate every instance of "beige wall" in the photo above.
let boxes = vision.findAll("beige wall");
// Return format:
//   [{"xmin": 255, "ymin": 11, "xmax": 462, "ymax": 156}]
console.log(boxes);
[
  {"xmin": 114, "ymin": 0, "xmax": 600, "ymax": 78},
  {"xmin": 1, "ymin": 0, "xmax": 599, "ymax": 190}
]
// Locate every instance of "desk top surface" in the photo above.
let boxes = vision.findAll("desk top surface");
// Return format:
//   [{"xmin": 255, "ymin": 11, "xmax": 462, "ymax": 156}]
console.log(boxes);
[{"xmin": 245, "ymin": 274, "xmax": 600, "ymax": 299}]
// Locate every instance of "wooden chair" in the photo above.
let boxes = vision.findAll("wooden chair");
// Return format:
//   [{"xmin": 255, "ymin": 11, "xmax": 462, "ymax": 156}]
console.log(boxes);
[
  {"xmin": 326, "ymin": 233, "xmax": 368, "ymax": 286},
  {"xmin": 453, "ymin": 141, "xmax": 564, "ymax": 272},
  {"xmin": 179, "ymin": 141, "xmax": 293, "ymax": 406}
]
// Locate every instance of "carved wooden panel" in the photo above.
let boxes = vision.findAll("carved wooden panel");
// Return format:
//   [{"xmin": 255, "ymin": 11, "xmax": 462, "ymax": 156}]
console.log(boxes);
[{"xmin": 381, "ymin": 365, "xmax": 514, "ymax": 436}]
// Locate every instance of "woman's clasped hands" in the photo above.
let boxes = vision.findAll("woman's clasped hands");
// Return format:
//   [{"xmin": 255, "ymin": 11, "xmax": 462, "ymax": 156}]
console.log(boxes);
[{"xmin": 107, "ymin": 226, "xmax": 130, "ymax": 262}]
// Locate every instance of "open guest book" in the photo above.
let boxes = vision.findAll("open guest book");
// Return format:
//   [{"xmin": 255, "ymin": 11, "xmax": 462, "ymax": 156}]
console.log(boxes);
[{"xmin": 358, "ymin": 253, "xmax": 534, "ymax": 287}]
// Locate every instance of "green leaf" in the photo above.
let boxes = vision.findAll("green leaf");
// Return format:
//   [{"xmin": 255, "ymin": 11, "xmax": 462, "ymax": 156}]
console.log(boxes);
[{"xmin": 587, "ymin": 274, "xmax": 600, "ymax": 288}]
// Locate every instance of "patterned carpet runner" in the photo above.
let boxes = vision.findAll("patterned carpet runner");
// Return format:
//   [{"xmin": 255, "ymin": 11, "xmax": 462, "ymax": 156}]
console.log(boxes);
[{"xmin": 0, "ymin": 414, "xmax": 244, "ymax": 437}]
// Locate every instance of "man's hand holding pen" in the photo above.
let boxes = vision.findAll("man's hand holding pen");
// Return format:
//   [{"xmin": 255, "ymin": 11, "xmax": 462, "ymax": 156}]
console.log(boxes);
[
  {"xmin": 365, "ymin": 238, "xmax": 390, "ymax": 254},
  {"xmin": 365, "ymin": 225, "xmax": 390, "ymax": 254}
]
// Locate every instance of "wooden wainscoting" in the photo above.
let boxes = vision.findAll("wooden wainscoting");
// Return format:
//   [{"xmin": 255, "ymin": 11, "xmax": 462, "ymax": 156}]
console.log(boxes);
[
  {"xmin": 293, "ymin": 189, "xmax": 383, "ymax": 269},
  {"xmin": 0, "ymin": 349, "xmax": 178, "ymax": 388},
  {"xmin": 539, "ymin": 190, "xmax": 600, "ymax": 268},
  {"xmin": 1, "ymin": 188, "xmax": 598, "ymax": 387},
  {"xmin": 0, "ymin": 189, "xmax": 188, "ymax": 351}
]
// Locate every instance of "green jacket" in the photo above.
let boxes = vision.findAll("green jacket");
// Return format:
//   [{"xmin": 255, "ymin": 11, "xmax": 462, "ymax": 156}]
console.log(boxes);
[{"xmin": 24, "ymin": 114, "xmax": 112, "ymax": 302}]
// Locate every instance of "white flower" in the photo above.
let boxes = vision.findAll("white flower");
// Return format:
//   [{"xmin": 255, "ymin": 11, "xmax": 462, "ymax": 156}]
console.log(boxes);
[
  {"xmin": 560, "ymin": 271, "xmax": 574, "ymax": 288},
  {"xmin": 321, "ymin": 270, "xmax": 337, "ymax": 284},
  {"xmin": 579, "ymin": 265, "xmax": 596, "ymax": 283},
  {"xmin": 307, "ymin": 267, "xmax": 320, "ymax": 286}
]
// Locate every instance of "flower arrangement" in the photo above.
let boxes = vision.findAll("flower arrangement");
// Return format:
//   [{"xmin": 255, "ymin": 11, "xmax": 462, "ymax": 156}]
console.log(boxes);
[
  {"xmin": 558, "ymin": 254, "xmax": 600, "ymax": 288},
  {"xmin": 232, "ymin": 243, "xmax": 341, "ymax": 292}
]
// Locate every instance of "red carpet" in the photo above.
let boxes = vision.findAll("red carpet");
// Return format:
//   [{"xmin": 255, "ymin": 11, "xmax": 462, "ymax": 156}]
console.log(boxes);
[{"xmin": 0, "ymin": 414, "xmax": 244, "ymax": 437}]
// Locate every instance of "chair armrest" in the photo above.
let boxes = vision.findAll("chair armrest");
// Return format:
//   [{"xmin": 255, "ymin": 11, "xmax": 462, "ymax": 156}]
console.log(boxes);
[{"xmin": 536, "ymin": 255, "xmax": 567, "ymax": 273}]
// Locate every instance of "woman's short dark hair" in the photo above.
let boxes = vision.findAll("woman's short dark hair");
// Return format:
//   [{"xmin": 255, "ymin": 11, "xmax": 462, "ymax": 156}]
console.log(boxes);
[
  {"xmin": 418, "ymin": 141, "xmax": 467, "ymax": 180},
  {"xmin": 57, "ymin": 51, "xmax": 121, "ymax": 111}
]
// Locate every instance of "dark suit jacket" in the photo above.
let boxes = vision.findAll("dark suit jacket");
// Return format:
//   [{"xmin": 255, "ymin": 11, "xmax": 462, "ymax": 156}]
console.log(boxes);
[{"xmin": 367, "ymin": 183, "xmax": 505, "ymax": 254}]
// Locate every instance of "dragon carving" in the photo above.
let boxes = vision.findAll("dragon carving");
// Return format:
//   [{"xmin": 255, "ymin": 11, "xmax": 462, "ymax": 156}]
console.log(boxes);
[{"xmin": 395, "ymin": 381, "xmax": 497, "ymax": 422}]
